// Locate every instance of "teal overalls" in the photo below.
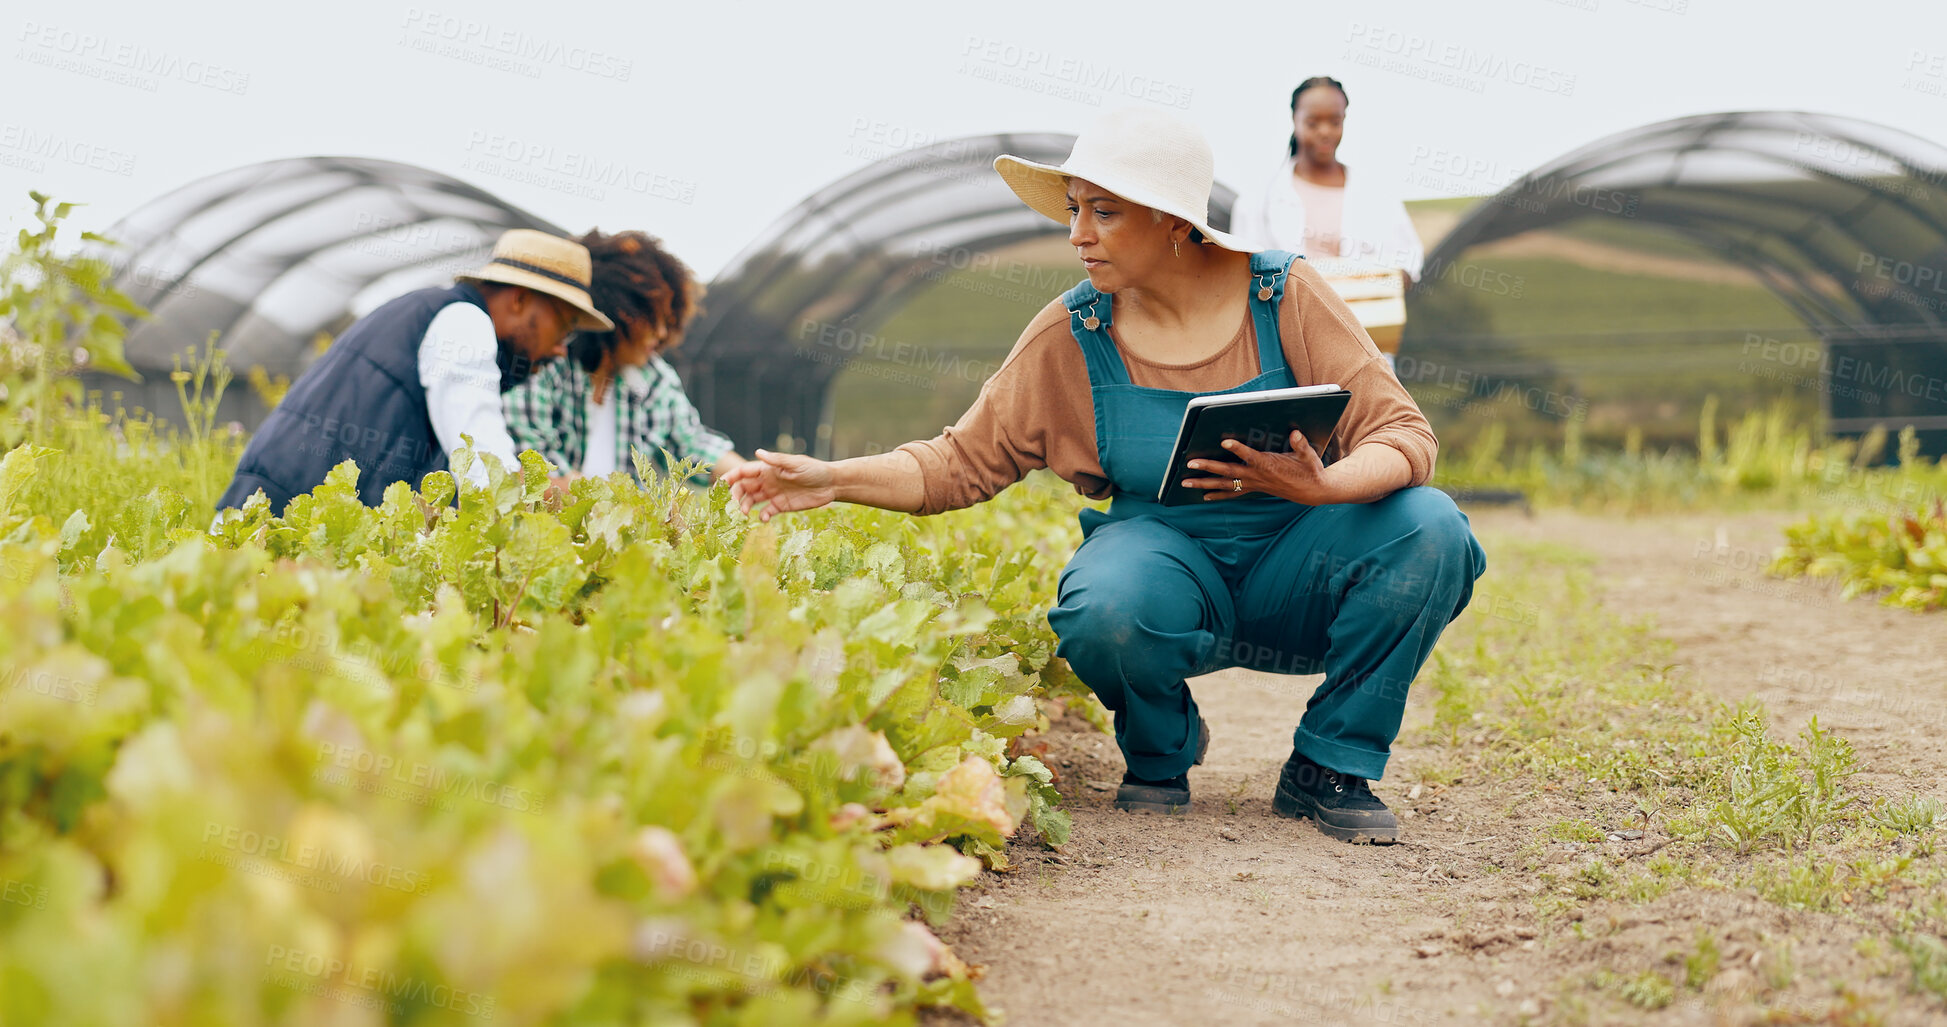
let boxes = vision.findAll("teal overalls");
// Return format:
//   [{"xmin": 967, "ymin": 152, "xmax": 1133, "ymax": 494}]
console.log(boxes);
[{"xmin": 1046, "ymin": 251, "xmax": 1487, "ymax": 783}]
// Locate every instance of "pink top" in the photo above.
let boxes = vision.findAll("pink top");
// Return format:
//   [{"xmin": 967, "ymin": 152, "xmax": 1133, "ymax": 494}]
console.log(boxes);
[{"xmin": 1288, "ymin": 174, "xmax": 1346, "ymax": 259}]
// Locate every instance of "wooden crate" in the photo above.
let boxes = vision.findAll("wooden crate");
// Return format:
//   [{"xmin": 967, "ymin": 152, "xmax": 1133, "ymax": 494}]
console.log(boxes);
[{"xmin": 1313, "ymin": 257, "xmax": 1407, "ymax": 355}]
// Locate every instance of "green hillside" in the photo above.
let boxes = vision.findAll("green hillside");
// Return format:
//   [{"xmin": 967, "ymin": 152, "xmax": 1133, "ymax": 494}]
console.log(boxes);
[{"xmin": 1402, "ymin": 252, "xmax": 1816, "ymax": 450}]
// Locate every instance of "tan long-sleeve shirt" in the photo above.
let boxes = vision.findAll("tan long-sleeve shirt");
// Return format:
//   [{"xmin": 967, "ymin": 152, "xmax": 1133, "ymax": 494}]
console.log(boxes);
[{"xmin": 896, "ymin": 256, "xmax": 1438, "ymax": 516}]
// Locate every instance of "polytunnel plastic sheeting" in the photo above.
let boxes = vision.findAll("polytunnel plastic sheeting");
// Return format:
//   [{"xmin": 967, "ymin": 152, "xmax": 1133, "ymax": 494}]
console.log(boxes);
[
  {"xmin": 1416, "ymin": 111, "xmax": 1947, "ymax": 451},
  {"xmin": 99, "ymin": 158, "xmax": 560, "ymax": 368},
  {"xmin": 91, "ymin": 156, "xmax": 560, "ymax": 427}
]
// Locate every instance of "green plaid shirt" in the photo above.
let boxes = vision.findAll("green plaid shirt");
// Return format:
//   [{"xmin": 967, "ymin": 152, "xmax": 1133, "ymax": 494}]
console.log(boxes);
[{"xmin": 501, "ymin": 355, "xmax": 734, "ymax": 483}]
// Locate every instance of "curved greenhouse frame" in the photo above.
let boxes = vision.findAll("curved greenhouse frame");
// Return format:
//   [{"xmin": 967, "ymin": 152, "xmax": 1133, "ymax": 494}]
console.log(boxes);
[
  {"xmin": 94, "ymin": 156, "xmax": 560, "ymax": 425},
  {"xmin": 670, "ymin": 132, "xmax": 1237, "ymax": 455},
  {"xmin": 103, "ymin": 113, "xmax": 1944, "ymax": 456},
  {"xmin": 1419, "ymin": 111, "xmax": 1947, "ymax": 451}
]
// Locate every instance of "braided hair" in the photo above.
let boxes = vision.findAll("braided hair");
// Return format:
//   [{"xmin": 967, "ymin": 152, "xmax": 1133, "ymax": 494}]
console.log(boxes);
[{"xmin": 1287, "ymin": 76, "xmax": 1348, "ymax": 157}]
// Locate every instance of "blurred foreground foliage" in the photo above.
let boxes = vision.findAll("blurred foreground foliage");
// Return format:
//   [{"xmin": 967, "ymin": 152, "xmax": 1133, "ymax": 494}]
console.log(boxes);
[{"xmin": 0, "ymin": 419, "xmax": 1101, "ymax": 1023}]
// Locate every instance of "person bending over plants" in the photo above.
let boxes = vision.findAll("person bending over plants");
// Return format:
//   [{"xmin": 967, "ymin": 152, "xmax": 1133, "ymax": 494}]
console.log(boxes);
[{"xmin": 504, "ymin": 229, "xmax": 745, "ymax": 486}]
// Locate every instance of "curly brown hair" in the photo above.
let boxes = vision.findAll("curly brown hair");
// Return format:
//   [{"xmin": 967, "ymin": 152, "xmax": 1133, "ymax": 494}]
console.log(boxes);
[
  {"xmin": 575, "ymin": 228, "xmax": 705, "ymax": 361},
  {"xmin": 641, "ymin": 240, "xmax": 705, "ymax": 346}
]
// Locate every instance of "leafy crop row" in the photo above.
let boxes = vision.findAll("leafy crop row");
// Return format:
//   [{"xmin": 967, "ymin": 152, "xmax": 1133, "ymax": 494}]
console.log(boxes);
[{"xmin": 0, "ymin": 439, "xmax": 1099, "ymax": 1025}]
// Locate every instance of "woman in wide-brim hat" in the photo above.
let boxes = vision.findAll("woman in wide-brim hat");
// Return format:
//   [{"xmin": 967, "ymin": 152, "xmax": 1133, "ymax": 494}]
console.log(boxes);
[{"xmin": 725, "ymin": 107, "xmax": 1485, "ymax": 844}]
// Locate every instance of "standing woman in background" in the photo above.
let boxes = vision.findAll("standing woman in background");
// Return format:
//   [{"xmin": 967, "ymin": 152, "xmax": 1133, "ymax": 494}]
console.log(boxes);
[{"xmin": 1231, "ymin": 77, "xmax": 1423, "ymax": 369}]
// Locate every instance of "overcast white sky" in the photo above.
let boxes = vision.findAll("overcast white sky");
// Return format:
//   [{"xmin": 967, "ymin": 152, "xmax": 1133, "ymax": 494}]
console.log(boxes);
[{"xmin": 4, "ymin": 0, "xmax": 1944, "ymax": 277}]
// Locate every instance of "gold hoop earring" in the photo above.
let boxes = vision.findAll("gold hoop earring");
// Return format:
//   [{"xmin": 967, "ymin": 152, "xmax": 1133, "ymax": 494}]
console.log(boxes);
[{"xmin": 1173, "ymin": 238, "xmax": 1181, "ymax": 258}]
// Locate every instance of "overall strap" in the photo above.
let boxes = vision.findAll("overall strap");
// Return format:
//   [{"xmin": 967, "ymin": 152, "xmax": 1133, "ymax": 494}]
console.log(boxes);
[
  {"xmin": 1247, "ymin": 250, "xmax": 1302, "ymax": 377},
  {"xmin": 1060, "ymin": 278, "xmax": 1130, "ymax": 388}
]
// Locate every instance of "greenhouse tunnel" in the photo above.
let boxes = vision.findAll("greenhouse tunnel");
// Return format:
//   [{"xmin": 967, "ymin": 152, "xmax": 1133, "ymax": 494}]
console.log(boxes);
[
  {"xmin": 89, "ymin": 135, "xmax": 1237, "ymax": 459},
  {"xmin": 88, "ymin": 156, "xmax": 563, "ymax": 427},
  {"xmin": 673, "ymin": 131, "xmax": 1230, "ymax": 457},
  {"xmin": 1416, "ymin": 111, "xmax": 1947, "ymax": 456}
]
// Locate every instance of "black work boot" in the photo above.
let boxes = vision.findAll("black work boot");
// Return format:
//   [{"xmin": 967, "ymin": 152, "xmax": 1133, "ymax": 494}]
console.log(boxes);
[
  {"xmin": 1114, "ymin": 715, "xmax": 1209, "ymax": 815},
  {"xmin": 1271, "ymin": 749, "xmax": 1398, "ymax": 844}
]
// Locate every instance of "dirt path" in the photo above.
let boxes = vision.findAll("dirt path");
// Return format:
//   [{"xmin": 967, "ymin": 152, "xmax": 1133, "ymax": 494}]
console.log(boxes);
[
  {"xmin": 935, "ymin": 507, "xmax": 1947, "ymax": 1026},
  {"xmin": 1525, "ymin": 509, "xmax": 1947, "ymax": 787}
]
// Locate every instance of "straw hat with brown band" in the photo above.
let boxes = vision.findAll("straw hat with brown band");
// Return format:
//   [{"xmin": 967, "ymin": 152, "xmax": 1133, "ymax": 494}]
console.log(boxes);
[{"xmin": 457, "ymin": 229, "xmax": 616, "ymax": 332}]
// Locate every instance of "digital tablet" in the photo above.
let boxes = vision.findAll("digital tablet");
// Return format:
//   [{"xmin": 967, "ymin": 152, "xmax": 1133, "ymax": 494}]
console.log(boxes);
[{"xmin": 1155, "ymin": 384, "xmax": 1352, "ymax": 506}]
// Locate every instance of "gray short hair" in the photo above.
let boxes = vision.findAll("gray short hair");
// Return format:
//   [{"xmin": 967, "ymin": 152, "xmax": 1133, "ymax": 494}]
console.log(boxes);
[{"xmin": 1151, "ymin": 207, "xmax": 1206, "ymax": 244}]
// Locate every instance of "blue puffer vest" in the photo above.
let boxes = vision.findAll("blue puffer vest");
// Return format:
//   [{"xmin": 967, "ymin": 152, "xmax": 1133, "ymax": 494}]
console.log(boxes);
[{"xmin": 217, "ymin": 283, "xmax": 487, "ymax": 513}]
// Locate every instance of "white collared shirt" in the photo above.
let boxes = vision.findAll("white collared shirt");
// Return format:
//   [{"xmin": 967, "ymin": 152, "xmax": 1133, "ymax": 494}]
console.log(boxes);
[{"xmin": 416, "ymin": 303, "xmax": 523, "ymax": 485}]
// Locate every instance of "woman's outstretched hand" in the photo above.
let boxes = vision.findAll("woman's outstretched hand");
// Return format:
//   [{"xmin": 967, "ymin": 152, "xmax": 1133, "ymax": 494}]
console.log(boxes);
[{"xmin": 724, "ymin": 448, "xmax": 838, "ymax": 522}]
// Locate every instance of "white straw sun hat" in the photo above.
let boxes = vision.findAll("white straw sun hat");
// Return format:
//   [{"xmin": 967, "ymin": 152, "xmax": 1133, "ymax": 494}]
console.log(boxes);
[
  {"xmin": 994, "ymin": 107, "xmax": 1242, "ymax": 252},
  {"xmin": 457, "ymin": 229, "xmax": 615, "ymax": 332}
]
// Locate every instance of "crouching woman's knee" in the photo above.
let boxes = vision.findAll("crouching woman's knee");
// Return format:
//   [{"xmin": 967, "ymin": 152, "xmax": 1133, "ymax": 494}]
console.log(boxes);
[
  {"xmin": 1050, "ymin": 588, "xmax": 1146, "ymax": 689},
  {"xmin": 1050, "ymin": 594, "xmax": 1133, "ymax": 709},
  {"xmin": 1049, "ymin": 573, "xmax": 1208, "ymax": 703},
  {"xmin": 1383, "ymin": 486, "xmax": 1487, "ymax": 604}
]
